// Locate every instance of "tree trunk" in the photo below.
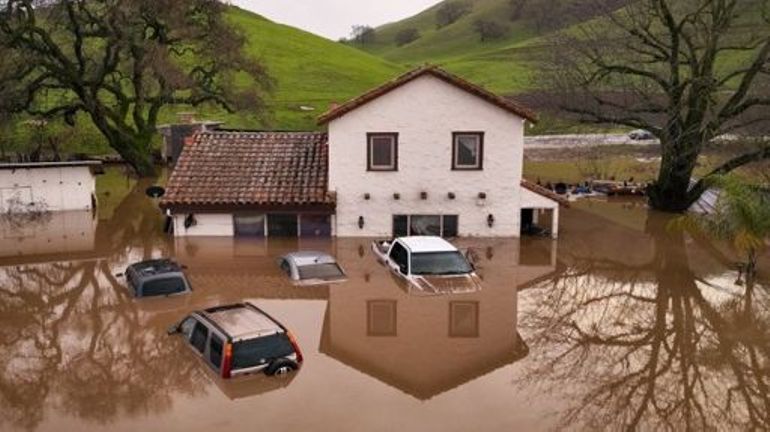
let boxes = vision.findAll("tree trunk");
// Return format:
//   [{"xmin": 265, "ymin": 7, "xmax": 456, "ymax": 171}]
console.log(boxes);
[
  {"xmin": 110, "ymin": 134, "xmax": 157, "ymax": 177},
  {"xmin": 648, "ymin": 140, "xmax": 699, "ymax": 212}
]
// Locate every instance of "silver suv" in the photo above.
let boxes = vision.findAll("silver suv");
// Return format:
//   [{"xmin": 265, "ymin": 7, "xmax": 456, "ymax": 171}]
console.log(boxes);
[{"xmin": 168, "ymin": 303, "xmax": 303, "ymax": 378}]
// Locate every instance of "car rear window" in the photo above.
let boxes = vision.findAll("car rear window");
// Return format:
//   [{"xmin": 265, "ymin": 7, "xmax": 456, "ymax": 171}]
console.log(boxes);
[
  {"xmin": 297, "ymin": 263, "xmax": 345, "ymax": 281},
  {"xmin": 232, "ymin": 333, "xmax": 294, "ymax": 370},
  {"xmin": 142, "ymin": 277, "xmax": 187, "ymax": 297}
]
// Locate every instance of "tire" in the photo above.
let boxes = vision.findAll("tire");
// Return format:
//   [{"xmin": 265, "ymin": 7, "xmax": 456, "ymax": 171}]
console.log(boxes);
[{"xmin": 265, "ymin": 358, "xmax": 298, "ymax": 376}]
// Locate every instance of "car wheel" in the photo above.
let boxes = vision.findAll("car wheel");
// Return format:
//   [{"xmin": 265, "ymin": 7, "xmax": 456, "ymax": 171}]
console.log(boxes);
[{"xmin": 265, "ymin": 359, "xmax": 298, "ymax": 376}]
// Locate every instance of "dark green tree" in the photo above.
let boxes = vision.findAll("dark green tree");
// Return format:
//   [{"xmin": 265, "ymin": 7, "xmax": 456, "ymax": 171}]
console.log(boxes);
[{"xmin": 0, "ymin": 0, "xmax": 272, "ymax": 176}]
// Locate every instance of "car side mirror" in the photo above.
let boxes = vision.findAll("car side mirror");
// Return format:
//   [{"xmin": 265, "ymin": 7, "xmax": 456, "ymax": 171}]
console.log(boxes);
[{"xmin": 167, "ymin": 323, "xmax": 181, "ymax": 335}]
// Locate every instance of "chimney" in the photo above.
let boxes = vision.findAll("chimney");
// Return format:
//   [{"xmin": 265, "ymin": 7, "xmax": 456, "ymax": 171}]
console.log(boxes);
[{"xmin": 329, "ymin": 101, "xmax": 340, "ymax": 111}]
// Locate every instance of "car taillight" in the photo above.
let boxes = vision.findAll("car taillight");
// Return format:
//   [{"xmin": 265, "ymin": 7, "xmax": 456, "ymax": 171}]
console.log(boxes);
[
  {"xmin": 287, "ymin": 331, "xmax": 303, "ymax": 364},
  {"xmin": 222, "ymin": 343, "xmax": 233, "ymax": 379}
]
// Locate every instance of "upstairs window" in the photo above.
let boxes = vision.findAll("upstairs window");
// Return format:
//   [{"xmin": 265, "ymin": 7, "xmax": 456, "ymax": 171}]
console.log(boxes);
[
  {"xmin": 452, "ymin": 132, "xmax": 484, "ymax": 170},
  {"xmin": 368, "ymin": 133, "xmax": 398, "ymax": 171}
]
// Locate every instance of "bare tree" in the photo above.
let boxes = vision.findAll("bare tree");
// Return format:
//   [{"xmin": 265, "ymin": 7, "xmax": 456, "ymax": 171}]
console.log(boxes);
[
  {"xmin": 436, "ymin": 0, "xmax": 472, "ymax": 29},
  {"xmin": 349, "ymin": 25, "xmax": 377, "ymax": 45},
  {"xmin": 540, "ymin": 0, "xmax": 770, "ymax": 211},
  {"xmin": 395, "ymin": 28, "xmax": 421, "ymax": 47},
  {"xmin": 0, "ymin": 0, "xmax": 272, "ymax": 176},
  {"xmin": 473, "ymin": 19, "xmax": 508, "ymax": 42}
]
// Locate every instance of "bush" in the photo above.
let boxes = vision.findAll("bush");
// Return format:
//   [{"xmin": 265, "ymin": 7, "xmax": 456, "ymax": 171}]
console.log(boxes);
[
  {"xmin": 394, "ymin": 28, "xmax": 421, "ymax": 46},
  {"xmin": 473, "ymin": 19, "xmax": 508, "ymax": 42},
  {"xmin": 436, "ymin": 1, "xmax": 472, "ymax": 28}
]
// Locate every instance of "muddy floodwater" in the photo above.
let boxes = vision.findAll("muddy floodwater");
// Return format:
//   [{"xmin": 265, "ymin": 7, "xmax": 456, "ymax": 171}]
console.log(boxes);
[{"xmin": 1, "ymin": 173, "xmax": 768, "ymax": 432}]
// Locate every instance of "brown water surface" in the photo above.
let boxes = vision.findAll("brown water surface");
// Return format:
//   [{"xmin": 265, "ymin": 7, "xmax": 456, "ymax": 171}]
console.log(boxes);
[{"xmin": 0, "ymin": 173, "xmax": 768, "ymax": 431}]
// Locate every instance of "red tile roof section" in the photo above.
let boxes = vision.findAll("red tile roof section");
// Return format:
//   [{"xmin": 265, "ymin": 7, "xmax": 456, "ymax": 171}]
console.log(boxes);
[
  {"xmin": 161, "ymin": 131, "xmax": 334, "ymax": 210},
  {"xmin": 521, "ymin": 179, "xmax": 571, "ymax": 208},
  {"xmin": 317, "ymin": 65, "xmax": 538, "ymax": 124}
]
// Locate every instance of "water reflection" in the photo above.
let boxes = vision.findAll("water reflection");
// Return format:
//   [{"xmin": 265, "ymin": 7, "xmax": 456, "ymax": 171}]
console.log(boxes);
[
  {"xmin": 518, "ymin": 206, "xmax": 770, "ymax": 431},
  {"xmin": 319, "ymin": 239, "xmax": 552, "ymax": 400},
  {"xmin": 0, "ymin": 171, "xmax": 768, "ymax": 431}
]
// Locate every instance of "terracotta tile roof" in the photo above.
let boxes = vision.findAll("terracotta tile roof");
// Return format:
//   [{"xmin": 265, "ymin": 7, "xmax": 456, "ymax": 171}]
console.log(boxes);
[
  {"xmin": 318, "ymin": 65, "xmax": 538, "ymax": 124},
  {"xmin": 161, "ymin": 131, "xmax": 334, "ymax": 210},
  {"xmin": 521, "ymin": 179, "xmax": 571, "ymax": 207}
]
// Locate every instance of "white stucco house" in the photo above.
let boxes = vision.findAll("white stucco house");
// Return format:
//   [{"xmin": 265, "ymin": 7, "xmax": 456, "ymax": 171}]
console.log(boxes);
[
  {"xmin": 0, "ymin": 161, "xmax": 102, "ymax": 213},
  {"xmin": 161, "ymin": 66, "xmax": 565, "ymax": 238}
]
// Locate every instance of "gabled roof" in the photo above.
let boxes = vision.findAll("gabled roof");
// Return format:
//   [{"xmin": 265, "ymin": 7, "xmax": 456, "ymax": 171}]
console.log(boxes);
[
  {"xmin": 161, "ymin": 131, "xmax": 334, "ymax": 211},
  {"xmin": 521, "ymin": 179, "xmax": 571, "ymax": 207},
  {"xmin": 317, "ymin": 65, "xmax": 538, "ymax": 124}
]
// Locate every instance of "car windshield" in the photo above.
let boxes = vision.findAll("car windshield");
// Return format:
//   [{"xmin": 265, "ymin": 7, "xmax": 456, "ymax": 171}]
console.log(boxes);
[
  {"xmin": 297, "ymin": 263, "xmax": 345, "ymax": 281},
  {"xmin": 410, "ymin": 251, "xmax": 473, "ymax": 276}
]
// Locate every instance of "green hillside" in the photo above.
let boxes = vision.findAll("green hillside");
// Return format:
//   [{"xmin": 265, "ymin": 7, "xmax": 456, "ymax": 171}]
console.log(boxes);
[
  {"xmin": 356, "ymin": 0, "xmax": 627, "ymax": 94},
  {"xmin": 200, "ymin": 7, "xmax": 403, "ymax": 130}
]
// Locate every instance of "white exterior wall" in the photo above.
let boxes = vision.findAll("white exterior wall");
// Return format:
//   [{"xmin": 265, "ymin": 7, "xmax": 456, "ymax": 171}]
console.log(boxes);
[
  {"xmin": 328, "ymin": 75, "xmax": 526, "ymax": 237},
  {"xmin": 173, "ymin": 213, "xmax": 234, "ymax": 237},
  {"xmin": 0, "ymin": 166, "xmax": 96, "ymax": 212}
]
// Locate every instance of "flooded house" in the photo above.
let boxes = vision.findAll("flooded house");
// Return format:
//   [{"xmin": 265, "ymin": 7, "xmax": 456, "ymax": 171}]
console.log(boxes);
[
  {"xmin": 0, "ymin": 161, "xmax": 102, "ymax": 213},
  {"xmin": 161, "ymin": 66, "xmax": 565, "ymax": 238}
]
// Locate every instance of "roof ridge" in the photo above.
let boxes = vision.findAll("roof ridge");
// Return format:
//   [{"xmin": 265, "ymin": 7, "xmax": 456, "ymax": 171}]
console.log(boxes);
[{"xmin": 317, "ymin": 65, "xmax": 537, "ymax": 124}]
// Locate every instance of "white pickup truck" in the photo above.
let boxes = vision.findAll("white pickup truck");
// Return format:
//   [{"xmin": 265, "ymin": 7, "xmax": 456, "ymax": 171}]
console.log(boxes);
[{"xmin": 371, "ymin": 236, "xmax": 482, "ymax": 295}]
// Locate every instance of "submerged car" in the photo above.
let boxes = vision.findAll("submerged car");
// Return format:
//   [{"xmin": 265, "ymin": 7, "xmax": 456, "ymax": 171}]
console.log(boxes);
[
  {"xmin": 124, "ymin": 259, "xmax": 192, "ymax": 298},
  {"xmin": 628, "ymin": 129, "xmax": 654, "ymax": 140},
  {"xmin": 278, "ymin": 252, "xmax": 347, "ymax": 285},
  {"xmin": 372, "ymin": 236, "xmax": 482, "ymax": 295},
  {"xmin": 168, "ymin": 302, "xmax": 303, "ymax": 378}
]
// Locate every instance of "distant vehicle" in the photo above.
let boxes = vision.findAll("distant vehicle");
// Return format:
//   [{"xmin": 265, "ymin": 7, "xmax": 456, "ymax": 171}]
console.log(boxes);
[
  {"xmin": 168, "ymin": 302, "xmax": 303, "ymax": 379},
  {"xmin": 628, "ymin": 129, "xmax": 655, "ymax": 140},
  {"xmin": 124, "ymin": 259, "xmax": 192, "ymax": 298},
  {"xmin": 278, "ymin": 252, "xmax": 347, "ymax": 285},
  {"xmin": 372, "ymin": 236, "xmax": 482, "ymax": 295}
]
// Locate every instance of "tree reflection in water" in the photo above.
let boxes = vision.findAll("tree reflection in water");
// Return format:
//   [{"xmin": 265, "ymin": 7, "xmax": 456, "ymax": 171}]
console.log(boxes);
[
  {"xmin": 519, "ymin": 212, "xmax": 770, "ymax": 431},
  {"xmin": 0, "ymin": 175, "xmax": 205, "ymax": 431}
]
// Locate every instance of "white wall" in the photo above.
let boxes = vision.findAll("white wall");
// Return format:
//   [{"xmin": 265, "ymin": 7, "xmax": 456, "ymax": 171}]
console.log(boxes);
[
  {"xmin": 173, "ymin": 213, "xmax": 234, "ymax": 237},
  {"xmin": 0, "ymin": 166, "xmax": 96, "ymax": 212},
  {"xmin": 328, "ymin": 75, "xmax": 526, "ymax": 237}
]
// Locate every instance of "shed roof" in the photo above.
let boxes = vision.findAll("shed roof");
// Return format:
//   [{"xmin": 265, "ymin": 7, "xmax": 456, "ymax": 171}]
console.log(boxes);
[
  {"xmin": 317, "ymin": 65, "xmax": 538, "ymax": 124},
  {"xmin": 161, "ymin": 131, "xmax": 334, "ymax": 211},
  {"xmin": 0, "ymin": 161, "xmax": 102, "ymax": 170},
  {"xmin": 521, "ymin": 179, "xmax": 571, "ymax": 207}
]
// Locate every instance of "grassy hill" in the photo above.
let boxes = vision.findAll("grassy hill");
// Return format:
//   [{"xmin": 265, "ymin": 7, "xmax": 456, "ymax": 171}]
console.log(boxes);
[
  {"xmin": 222, "ymin": 8, "xmax": 403, "ymax": 129},
  {"xmin": 356, "ymin": 0, "xmax": 628, "ymax": 95}
]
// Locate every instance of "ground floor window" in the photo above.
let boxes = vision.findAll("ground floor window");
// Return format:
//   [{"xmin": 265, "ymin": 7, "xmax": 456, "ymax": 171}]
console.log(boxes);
[
  {"xmin": 234, "ymin": 213, "xmax": 332, "ymax": 238},
  {"xmin": 300, "ymin": 214, "xmax": 332, "ymax": 237},
  {"xmin": 392, "ymin": 215, "xmax": 459, "ymax": 238},
  {"xmin": 234, "ymin": 213, "xmax": 266, "ymax": 237}
]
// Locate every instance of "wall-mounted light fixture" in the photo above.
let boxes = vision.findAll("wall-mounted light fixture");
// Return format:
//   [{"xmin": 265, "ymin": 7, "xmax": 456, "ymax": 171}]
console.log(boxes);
[
  {"xmin": 364, "ymin": 193, "xmax": 371, "ymax": 200},
  {"xmin": 358, "ymin": 216, "xmax": 365, "ymax": 229},
  {"xmin": 448, "ymin": 192, "xmax": 456, "ymax": 200},
  {"xmin": 393, "ymin": 193, "xmax": 400, "ymax": 200},
  {"xmin": 487, "ymin": 214, "xmax": 495, "ymax": 228},
  {"xmin": 478, "ymin": 192, "xmax": 487, "ymax": 200},
  {"xmin": 420, "ymin": 191, "xmax": 428, "ymax": 200}
]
